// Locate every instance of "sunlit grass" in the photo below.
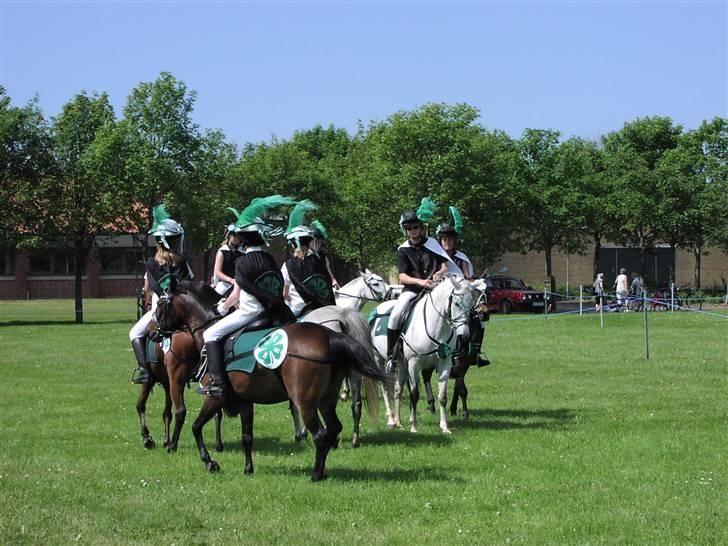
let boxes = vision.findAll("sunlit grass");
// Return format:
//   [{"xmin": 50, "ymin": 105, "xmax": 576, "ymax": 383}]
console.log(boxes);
[{"xmin": 1, "ymin": 300, "xmax": 726, "ymax": 544}]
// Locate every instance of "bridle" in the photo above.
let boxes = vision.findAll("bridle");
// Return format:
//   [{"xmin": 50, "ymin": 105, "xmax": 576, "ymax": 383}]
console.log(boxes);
[
  {"xmin": 154, "ymin": 291, "xmax": 220, "ymax": 339},
  {"xmin": 336, "ymin": 274, "xmax": 387, "ymax": 303}
]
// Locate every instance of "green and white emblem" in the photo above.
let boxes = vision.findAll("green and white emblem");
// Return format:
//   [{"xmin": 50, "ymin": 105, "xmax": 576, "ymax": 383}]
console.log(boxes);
[{"xmin": 254, "ymin": 329, "xmax": 288, "ymax": 369}]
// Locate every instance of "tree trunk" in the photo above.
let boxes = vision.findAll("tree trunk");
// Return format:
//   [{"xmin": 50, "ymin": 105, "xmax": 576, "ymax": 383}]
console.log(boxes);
[
  {"xmin": 592, "ymin": 235, "xmax": 601, "ymax": 279},
  {"xmin": 74, "ymin": 234, "xmax": 86, "ymax": 324},
  {"xmin": 694, "ymin": 247, "xmax": 702, "ymax": 289},
  {"xmin": 544, "ymin": 244, "xmax": 553, "ymax": 279}
]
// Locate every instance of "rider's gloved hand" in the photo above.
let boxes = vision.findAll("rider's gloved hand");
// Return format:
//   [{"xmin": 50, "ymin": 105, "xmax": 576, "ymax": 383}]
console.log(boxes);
[{"xmin": 216, "ymin": 301, "xmax": 229, "ymax": 316}]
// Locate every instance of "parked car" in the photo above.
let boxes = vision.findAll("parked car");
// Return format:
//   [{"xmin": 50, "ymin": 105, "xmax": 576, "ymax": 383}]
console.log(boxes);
[{"xmin": 483, "ymin": 275, "xmax": 551, "ymax": 314}]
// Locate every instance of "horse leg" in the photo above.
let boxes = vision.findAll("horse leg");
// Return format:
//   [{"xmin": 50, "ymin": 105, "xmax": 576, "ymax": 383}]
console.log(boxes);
[
  {"xmin": 437, "ymin": 365, "xmax": 452, "ymax": 434},
  {"xmin": 393, "ymin": 372, "xmax": 405, "ymax": 429},
  {"xmin": 136, "ymin": 383, "xmax": 156, "ymax": 449},
  {"xmin": 422, "ymin": 367, "xmax": 436, "ymax": 414},
  {"xmin": 167, "ymin": 371, "xmax": 187, "ymax": 453},
  {"xmin": 457, "ymin": 376, "xmax": 469, "ymax": 423},
  {"xmin": 191, "ymin": 396, "xmax": 225, "ymax": 473},
  {"xmin": 450, "ymin": 377, "xmax": 460, "ymax": 417},
  {"xmin": 290, "ymin": 400, "xmax": 308, "ymax": 442},
  {"xmin": 340, "ymin": 376, "xmax": 350, "ymax": 401},
  {"xmin": 214, "ymin": 410, "xmax": 224, "ymax": 452},
  {"xmin": 349, "ymin": 371, "xmax": 362, "ymax": 448},
  {"xmin": 408, "ymin": 366, "xmax": 420, "ymax": 434},
  {"xmin": 162, "ymin": 384, "xmax": 172, "ymax": 448},
  {"xmin": 239, "ymin": 402, "xmax": 254, "ymax": 475}
]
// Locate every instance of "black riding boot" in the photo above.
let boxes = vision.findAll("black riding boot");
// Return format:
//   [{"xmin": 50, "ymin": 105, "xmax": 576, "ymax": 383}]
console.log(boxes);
[
  {"xmin": 385, "ymin": 328, "xmax": 400, "ymax": 374},
  {"xmin": 201, "ymin": 341, "xmax": 225, "ymax": 397},
  {"xmin": 130, "ymin": 336, "xmax": 151, "ymax": 384}
]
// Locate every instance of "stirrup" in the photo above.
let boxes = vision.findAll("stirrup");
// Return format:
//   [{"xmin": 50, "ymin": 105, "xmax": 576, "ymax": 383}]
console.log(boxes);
[
  {"xmin": 385, "ymin": 359, "xmax": 397, "ymax": 375},
  {"xmin": 199, "ymin": 383, "xmax": 224, "ymax": 398},
  {"xmin": 130, "ymin": 368, "xmax": 151, "ymax": 385}
]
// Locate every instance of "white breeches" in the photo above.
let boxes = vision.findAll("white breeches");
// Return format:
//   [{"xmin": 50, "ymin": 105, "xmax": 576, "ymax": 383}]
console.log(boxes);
[
  {"xmin": 203, "ymin": 293, "xmax": 265, "ymax": 342},
  {"xmin": 213, "ymin": 280, "xmax": 233, "ymax": 295},
  {"xmin": 129, "ymin": 293, "xmax": 160, "ymax": 340},
  {"xmin": 388, "ymin": 291, "xmax": 418, "ymax": 330}
]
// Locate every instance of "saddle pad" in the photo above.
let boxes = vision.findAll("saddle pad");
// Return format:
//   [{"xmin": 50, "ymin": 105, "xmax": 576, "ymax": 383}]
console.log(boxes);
[
  {"xmin": 224, "ymin": 328, "xmax": 288, "ymax": 374},
  {"xmin": 146, "ymin": 339, "xmax": 159, "ymax": 364}
]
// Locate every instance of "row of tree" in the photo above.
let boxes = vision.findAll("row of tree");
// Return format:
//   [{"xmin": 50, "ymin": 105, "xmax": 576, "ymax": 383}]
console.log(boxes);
[{"xmin": 2, "ymin": 72, "xmax": 726, "ymax": 322}]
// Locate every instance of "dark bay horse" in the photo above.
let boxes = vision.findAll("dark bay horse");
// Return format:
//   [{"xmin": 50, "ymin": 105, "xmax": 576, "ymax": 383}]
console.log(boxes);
[
  {"xmin": 155, "ymin": 280, "xmax": 388, "ymax": 481},
  {"xmin": 135, "ymin": 329, "xmax": 223, "ymax": 453}
]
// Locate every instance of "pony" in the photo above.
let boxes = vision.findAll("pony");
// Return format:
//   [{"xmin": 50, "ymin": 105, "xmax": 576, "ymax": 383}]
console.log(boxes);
[
  {"xmin": 334, "ymin": 270, "xmax": 389, "ymax": 311},
  {"xmin": 370, "ymin": 274, "xmax": 480, "ymax": 434},
  {"xmin": 155, "ymin": 279, "xmax": 388, "ymax": 481},
  {"xmin": 300, "ymin": 305, "xmax": 380, "ymax": 448},
  {"xmin": 135, "ymin": 328, "xmax": 224, "ymax": 453}
]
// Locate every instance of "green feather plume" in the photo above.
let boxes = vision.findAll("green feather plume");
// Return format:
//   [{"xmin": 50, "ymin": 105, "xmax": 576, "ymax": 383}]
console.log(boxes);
[
  {"xmin": 236, "ymin": 195, "xmax": 296, "ymax": 228},
  {"xmin": 151, "ymin": 204, "xmax": 172, "ymax": 230},
  {"xmin": 286, "ymin": 199, "xmax": 318, "ymax": 233},
  {"xmin": 311, "ymin": 219, "xmax": 328, "ymax": 239},
  {"xmin": 416, "ymin": 197, "xmax": 438, "ymax": 222},
  {"xmin": 226, "ymin": 207, "xmax": 243, "ymax": 222},
  {"xmin": 449, "ymin": 206, "xmax": 463, "ymax": 234}
]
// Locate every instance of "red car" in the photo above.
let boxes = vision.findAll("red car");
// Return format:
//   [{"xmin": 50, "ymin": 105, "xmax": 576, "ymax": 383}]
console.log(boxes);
[{"xmin": 484, "ymin": 275, "xmax": 550, "ymax": 314}]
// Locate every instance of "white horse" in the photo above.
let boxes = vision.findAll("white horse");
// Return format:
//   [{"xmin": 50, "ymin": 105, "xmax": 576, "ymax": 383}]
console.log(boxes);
[
  {"xmin": 371, "ymin": 275, "xmax": 480, "ymax": 434},
  {"xmin": 334, "ymin": 270, "xmax": 389, "ymax": 311}
]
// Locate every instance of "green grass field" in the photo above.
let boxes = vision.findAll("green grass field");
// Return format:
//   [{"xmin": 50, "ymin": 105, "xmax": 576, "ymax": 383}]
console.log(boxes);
[{"xmin": 1, "ymin": 299, "xmax": 726, "ymax": 545}]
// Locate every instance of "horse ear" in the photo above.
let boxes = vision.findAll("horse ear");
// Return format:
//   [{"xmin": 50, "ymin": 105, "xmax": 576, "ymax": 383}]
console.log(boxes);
[{"xmin": 365, "ymin": 268, "xmax": 371, "ymax": 275}]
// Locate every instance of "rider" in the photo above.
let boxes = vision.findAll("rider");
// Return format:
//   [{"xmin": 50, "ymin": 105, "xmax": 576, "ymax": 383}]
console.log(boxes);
[
  {"xmin": 436, "ymin": 206, "xmax": 489, "ymax": 367},
  {"xmin": 200, "ymin": 195, "xmax": 296, "ymax": 397},
  {"xmin": 311, "ymin": 219, "xmax": 340, "ymax": 290},
  {"xmin": 282, "ymin": 201, "xmax": 336, "ymax": 318},
  {"xmin": 129, "ymin": 204, "xmax": 194, "ymax": 384},
  {"xmin": 211, "ymin": 223, "xmax": 244, "ymax": 296},
  {"xmin": 385, "ymin": 198, "xmax": 452, "ymax": 375}
]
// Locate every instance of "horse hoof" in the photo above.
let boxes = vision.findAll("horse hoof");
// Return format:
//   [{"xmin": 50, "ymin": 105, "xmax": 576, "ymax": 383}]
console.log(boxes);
[
  {"xmin": 207, "ymin": 461, "xmax": 220, "ymax": 473},
  {"xmin": 244, "ymin": 466, "xmax": 253, "ymax": 475},
  {"xmin": 215, "ymin": 444, "xmax": 224, "ymax": 453},
  {"xmin": 441, "ymin": 427, "xmax": 452, "ymax": 435},
  {"xmin": 426, "ymin": 404, "xmax": 435, "ymax": 414},
  {"xmin": 450, "ymin": 408, "xmax": 457, "ymax": 417},
  {"xmin": 295, "ymin": 430, "xmax": 308, "ymax": 443},
  {"xmin": 352, "ymin": 435, "xmax": 360, "ymax": 449},
  {"xmin": 143, "ymin": 438, "xmax": 156, "ymax": 450},
  {"xmin": 340, "ymin": 393, "xmax": 349, "ymax": 401},
  {"xmin": 166, "ymin": 445, "xmax": 177, "ymax": 454},
  {"xmin": 410, "ymin": 426, "xmax": 418, "ymax": 434},
  {"xmin": 311, "ymin": 472, "xmax": 328, "ymax": 482},
  {"xmin": 462, "ymin": 412, "xmax": 469, "ymax": 422}
]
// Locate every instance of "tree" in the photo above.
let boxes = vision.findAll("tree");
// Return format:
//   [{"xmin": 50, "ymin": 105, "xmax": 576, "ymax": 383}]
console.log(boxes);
[
  {"xmin": 43, "ymin": 92, "xmax": 117, "ymax": 322},
  {"xmin": 0, "ymin": 88, "xmax": 53, "ymax": 247}
]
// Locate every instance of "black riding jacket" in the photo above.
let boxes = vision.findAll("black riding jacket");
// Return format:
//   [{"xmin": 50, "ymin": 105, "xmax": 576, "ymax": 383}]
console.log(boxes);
[
  {"xmin": 218, "ymin": 244, "xmax": 244, "ymax": 279},
  {"xmin": 285, "ymin": 253, "xmax": 336, "ymax": 309},
  {"xmin": 146, "ymin": 256, "xmax": 194, "ymax": 297},
  {"xmin": 235, "ymin": 249, "xmax": 294, "ymax": 322},
  {"xmin": 397, "ymin": 241, "xmax": 447, "ymax": 294}
]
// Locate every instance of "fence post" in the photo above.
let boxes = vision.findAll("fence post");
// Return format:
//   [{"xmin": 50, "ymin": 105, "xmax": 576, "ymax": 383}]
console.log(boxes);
[
  {"xmin": 544, "ymin": 285, "xmax": 548, "ymax": 320},
  {"xmin": 671, "ymin": 282, "xmax": 675, "ymax": 312},
  {"xmin": 643, "ymin": 289, "xmax": 650, "ymax": 359},
  {"xmin": 600, "ymin": 296, "xmax": 604, "ymax": 329},
  {"xmin": 579, "ymin": 285, "xmax": 583, "ymax": 317}
]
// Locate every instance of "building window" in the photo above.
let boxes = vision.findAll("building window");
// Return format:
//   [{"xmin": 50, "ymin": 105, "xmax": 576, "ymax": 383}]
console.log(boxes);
[
  {"xmin": 98, "ymin": 248, "xmax": 145, "ymax": 276},
  {"xmin": 0, "ymin": 248, "xmax": 15, "ymax": 276},
  {"xmin": 28, "ymin": 249, "xmax": 85, "ymax": 276}
]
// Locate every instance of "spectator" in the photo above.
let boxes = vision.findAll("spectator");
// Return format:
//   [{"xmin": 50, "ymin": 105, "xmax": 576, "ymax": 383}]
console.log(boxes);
[
  {"xmin": 593, "ymin": 272, "xmax": 605, "ymax": 311},
  {"xmin": 630, "ymin": 272, "xmax": 644, "ymax": 311},
  {"xmin": 614, "ymin": 268, "xmax": 629, "ymax": 311}
]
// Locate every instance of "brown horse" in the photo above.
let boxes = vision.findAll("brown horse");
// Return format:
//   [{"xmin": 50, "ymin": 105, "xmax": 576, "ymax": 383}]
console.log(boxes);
[
  {"xmin": 135, "ymin": 327, "xmax": 223, "ymax": 453},
  {"xmin": 155, "ymin": 280, "xmax": 388, "ymax": 481}
]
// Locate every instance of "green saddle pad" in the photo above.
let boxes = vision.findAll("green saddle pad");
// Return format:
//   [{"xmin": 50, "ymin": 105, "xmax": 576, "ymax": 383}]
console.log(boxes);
[
  {"xmin": 224, "ymin": 328, "xmax": 288, "ymax": 374},
  {"xmin": 146, "ymin": 338, "xmax": 159, "ymax": 364}
]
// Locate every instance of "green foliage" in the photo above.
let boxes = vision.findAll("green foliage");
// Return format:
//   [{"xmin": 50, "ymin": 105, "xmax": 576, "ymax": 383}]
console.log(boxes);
[{"xmin": 1, "ymin": 301, "xmax": 727, "ymax": 544}]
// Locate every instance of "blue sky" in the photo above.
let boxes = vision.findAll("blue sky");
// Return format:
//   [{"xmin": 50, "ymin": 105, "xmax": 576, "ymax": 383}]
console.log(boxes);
[{"xmin": 1, "ymin": 1, "xmax": 726, "ymax": 146}]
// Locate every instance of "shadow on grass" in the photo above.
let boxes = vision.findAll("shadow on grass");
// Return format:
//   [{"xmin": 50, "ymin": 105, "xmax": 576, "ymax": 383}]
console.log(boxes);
[
  {"xmin": 267, "ymin": 463, "xmax": 461, "ymax": 483},
  {"xmin": 449, "ymin": 407, "xmax": 576, "ymax": 431},
  {"xmin": 0, "ymin": 319, "xmax": 132, "ymax": 327}
]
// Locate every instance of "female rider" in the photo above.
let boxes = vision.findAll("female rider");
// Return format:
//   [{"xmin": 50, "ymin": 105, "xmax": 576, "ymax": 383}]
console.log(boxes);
[
  {"xmin": 129, "ymin": 205, "xmax": 194, "ymax": 384},
  {"xmin": 212, "ymin": 224, "xmax": 244, "ymax": 296}
]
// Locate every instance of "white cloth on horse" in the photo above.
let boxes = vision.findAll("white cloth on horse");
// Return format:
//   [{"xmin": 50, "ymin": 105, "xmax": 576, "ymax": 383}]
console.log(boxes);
[
  {"xmin": 202, "ymin": 290, "xmax": 265, "ymax": 342},
  {"xmin": 129, "ymin": 291, "xmax": 160, "ymax": 339},
  {"xmin": 281, "ymin": 262, "xmax": 306, "ymax": 317},
  {"xmin": 389, "ymin": 290, "xmax": 418, "ymax": 330}
]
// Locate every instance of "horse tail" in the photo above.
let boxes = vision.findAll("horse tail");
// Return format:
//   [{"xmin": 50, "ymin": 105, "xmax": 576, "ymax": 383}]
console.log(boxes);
[
  {"xmin": 328, "ymin": 331, "xmax": 387, "ymax": 420},
  {"xmin": 339, "ymin": 310, "xmax": 382, "ymax": 419}
]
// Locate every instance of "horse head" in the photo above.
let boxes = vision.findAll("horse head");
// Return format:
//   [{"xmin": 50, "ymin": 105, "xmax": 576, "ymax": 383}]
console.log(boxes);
[
  {"xmin": 154, "ymin": 279, "xmax": 220, "ymax": 338},
  {"xmin": 431, "ymin": 274, "xmax": 479, "ymax": 341},
  {"xmin": 361, "ymin": 269, "xmax": 388, "ymax": 301}
]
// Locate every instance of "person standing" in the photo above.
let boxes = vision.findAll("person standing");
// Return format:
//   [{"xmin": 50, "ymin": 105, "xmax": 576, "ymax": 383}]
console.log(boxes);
[
  {"xmin": 593, "ymin": 272, "xmax": 605, "ymax": 311},
  {"xmin": 615, "ymin": 268, "xmax": 629, "ymax": 311}
]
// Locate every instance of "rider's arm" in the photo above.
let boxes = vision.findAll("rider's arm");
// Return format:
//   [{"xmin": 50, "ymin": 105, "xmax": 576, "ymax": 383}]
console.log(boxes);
[
  {"xmin": 399, "ymin": 272, "xmax": 430, "ymax": 288},
  {"xmin": 222, "ymin": 282, "xmax": 241, "ymax": 311},
  {"xmin": 325, "ymin": 256, "xmax": 339, "ymax": 289},
  {"xmin": 213, "ymin": 249, "xmax": 234, "ymax": 285}
]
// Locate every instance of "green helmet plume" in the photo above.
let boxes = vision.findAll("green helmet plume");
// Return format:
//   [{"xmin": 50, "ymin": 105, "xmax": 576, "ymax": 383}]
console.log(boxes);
[
  {"xmin": 416, "ymin": 197, "xmax": 438, "ymax": 222},
  {"xmin": 449, "ymin": 206, "xmax": 463, "ymax": 234},
  {"xmin": 311, "ymin": 219, "xmax": 328, "ymax": 240},
  {"xmin": 286, "ymin": 199, "xmax": 318, "ymax": 234},
  {"xmin": 235, "ymin": 195, "xmax": 296, "ymax": 230},
  {"xmin": 151, "ymin": 204, "xmax": 172, "ymax": 231}
]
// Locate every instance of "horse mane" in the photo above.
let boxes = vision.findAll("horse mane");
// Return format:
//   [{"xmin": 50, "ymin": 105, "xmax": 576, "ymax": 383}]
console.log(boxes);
[{"xmin": 176, "ymin": 280, "xmax": 220, "ymax": 311}]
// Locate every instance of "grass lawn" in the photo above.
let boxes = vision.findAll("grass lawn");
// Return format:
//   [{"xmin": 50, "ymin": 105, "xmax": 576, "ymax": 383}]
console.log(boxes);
[{"xmin": 1, "ymin": 299, "xmax": 726, "ymax": 544}]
